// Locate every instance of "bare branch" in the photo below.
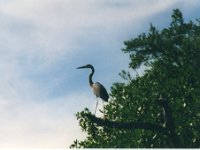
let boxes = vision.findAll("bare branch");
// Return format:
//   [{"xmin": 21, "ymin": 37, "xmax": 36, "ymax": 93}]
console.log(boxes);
[{"xmin": 85, "ymin": 114, "xmax": 168, "ymax": 134}]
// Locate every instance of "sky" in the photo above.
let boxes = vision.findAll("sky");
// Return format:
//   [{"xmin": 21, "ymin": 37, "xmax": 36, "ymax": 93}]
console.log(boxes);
[{"xmin": 0, "ymin": 0, "xmax": 200, "ymax": 148}]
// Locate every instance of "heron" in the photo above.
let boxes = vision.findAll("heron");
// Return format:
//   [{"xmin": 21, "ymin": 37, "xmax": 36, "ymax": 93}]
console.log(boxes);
[{"xmin": 77, "ymin": 64, "xmax": 109, "ymax": 114}]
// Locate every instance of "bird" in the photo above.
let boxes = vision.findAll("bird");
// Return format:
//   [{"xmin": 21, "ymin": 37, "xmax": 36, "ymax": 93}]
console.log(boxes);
[{"xmin": 77, "ymin": 64, "xmax": 109, "ymax": 114}]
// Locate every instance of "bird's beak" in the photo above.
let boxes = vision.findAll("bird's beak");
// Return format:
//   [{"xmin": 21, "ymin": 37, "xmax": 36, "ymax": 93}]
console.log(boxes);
[{"xmin": 76, "ymin": 65, "xmax": 87, "ymax": 69}]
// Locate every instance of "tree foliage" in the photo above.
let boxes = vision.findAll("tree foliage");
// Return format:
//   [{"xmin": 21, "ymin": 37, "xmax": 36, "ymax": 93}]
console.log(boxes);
[{"xmin": 70, "ymin": 9, "xmax": 200, "ymax": 148}]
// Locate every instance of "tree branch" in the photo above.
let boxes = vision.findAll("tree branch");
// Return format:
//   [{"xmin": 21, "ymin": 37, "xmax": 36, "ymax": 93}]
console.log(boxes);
[
  {"xmin": 85, "ymin": 114, "xmax": 168, "ymax": 134},
  {"xmin": 84, "ymin": 97, "xmax": 181, "ymax": 147},
  {"xmin": 157, "ymin": 97, "xmax": 181, "ymax": 147}
]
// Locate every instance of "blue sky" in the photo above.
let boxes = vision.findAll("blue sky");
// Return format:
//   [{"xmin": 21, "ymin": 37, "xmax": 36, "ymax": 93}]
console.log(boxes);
[{"xmin": 0, "ymin": 0, "xmax": 200, "ymax": 148}]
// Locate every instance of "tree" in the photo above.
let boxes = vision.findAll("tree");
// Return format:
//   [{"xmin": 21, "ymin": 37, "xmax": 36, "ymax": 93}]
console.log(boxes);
[{"xmin": 70, "ymin": 9, "xmax": 200, "ymax": 148}]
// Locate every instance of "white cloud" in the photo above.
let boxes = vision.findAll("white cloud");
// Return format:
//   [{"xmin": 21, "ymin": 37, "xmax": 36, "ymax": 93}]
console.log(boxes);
[
  {"xmin": 0, "ymin": 0, "xmax": 183, "ymax": 73},
  {"xmin": 0, "ymin": 92, "xmax": 92, "ymax": 148}
]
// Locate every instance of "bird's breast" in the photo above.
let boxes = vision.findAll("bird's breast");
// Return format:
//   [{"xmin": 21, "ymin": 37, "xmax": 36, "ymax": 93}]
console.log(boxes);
[{"xmin": 91, "ymin": 83, "xmax": 101, "ymax": 97}]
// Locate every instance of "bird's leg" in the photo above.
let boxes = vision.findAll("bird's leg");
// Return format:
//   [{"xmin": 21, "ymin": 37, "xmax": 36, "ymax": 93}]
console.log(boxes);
[
  {"xmin": 94, "ymin": 98, "xmax": 99, "ymax": 115},
  {"xmin": 102, "ymin": 101, "xmax": 105, "ymax": 114},
  {"xmin": 102, "ymin": 100, "xmax": 106, "ymax": 119},
  {"xmin": 98, "ymin": 100, "xmax": 106, "ymax": 118}
]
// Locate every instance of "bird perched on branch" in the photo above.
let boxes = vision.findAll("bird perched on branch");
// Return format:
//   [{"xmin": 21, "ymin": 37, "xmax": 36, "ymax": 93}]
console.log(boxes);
[{"xmin": 77, "ymin": 64, "xmax": 109, "ymax": 114}]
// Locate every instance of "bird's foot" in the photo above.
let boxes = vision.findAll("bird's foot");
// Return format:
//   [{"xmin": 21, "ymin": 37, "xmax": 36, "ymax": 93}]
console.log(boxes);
[
  {"xmin": 99, "ymin": 109, "xmax": 103, "ymax": 113},
  {"xmin": 99, "ymin": 109, "xmax": 106, "ymax": 119}
]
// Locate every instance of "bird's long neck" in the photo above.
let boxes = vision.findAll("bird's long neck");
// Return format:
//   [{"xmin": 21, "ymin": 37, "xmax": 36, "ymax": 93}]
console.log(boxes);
[{"xmin": 89, "ymin": 68, "xmax": 94, "ymax": 87}]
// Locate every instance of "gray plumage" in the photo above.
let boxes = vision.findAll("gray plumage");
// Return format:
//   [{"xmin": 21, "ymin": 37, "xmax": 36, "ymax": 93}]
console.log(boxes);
[{"xmin": 77, "ymin": 64, "xmax": 109, "ymax": 102}]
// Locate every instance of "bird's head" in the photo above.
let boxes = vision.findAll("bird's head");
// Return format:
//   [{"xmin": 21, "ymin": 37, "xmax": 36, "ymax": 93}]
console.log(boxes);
[{"xmin": 76, "ymin": 64, "xmax": 94, "ymax": 71}]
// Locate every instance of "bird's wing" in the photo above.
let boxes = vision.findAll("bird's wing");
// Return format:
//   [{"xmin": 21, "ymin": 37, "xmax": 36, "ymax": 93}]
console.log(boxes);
[{"xmin": 93, "ymin": 82, "xmax": 109, "ymax": 102}]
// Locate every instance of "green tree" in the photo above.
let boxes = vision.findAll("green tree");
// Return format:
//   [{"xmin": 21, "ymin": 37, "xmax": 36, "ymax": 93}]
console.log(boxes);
[{"xmin": 70, "ymin": 9, "xmax": 200, "ymax": 148}]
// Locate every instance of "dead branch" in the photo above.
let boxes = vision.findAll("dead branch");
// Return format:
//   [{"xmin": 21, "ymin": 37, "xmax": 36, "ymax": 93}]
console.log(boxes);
[{"xmin": 85, "ymin": 114, "xmax": 168, "ymax": 134}]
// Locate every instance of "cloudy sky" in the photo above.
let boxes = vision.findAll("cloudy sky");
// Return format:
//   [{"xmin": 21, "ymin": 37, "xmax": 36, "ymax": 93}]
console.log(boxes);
[{"xmin": 0, "ymin": 0, "xmax": 200, "ymax": 148}]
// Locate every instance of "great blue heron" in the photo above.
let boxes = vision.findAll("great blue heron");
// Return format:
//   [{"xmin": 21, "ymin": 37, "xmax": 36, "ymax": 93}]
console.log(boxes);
[{"xmin": 77, "ymin": 64, "xmax": 109, "ymax": 114}]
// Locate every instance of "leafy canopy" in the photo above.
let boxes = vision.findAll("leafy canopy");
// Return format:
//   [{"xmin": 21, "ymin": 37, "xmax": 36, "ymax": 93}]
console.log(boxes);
[{"xmin": 71, "ymin": 9, "xmax": 200, "ymax": 148}]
